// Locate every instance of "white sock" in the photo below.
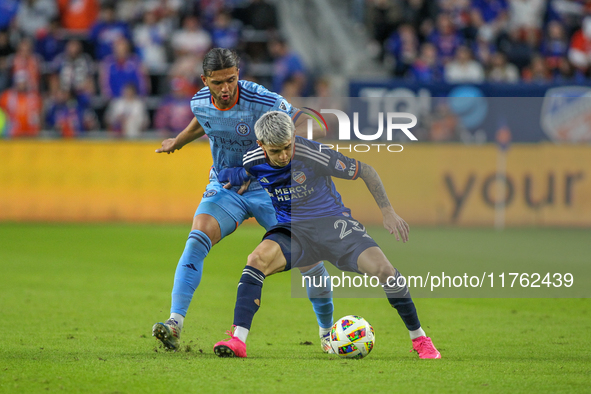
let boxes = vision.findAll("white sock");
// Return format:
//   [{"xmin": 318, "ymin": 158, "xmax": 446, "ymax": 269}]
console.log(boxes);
[
  {"xmin": 170, "ymin": 313, "xmax": 184, "ymax": 330},
  {"xmin": 234, "ymin": 326, "xmax": 249, "ymax": 343},
  {"xmin": 319, "ymin": 326, "xmax": 331, "ymax": 337},
  {"xmin": 409, "ymin": 327, "xmax": 426, "ymax": 340}
]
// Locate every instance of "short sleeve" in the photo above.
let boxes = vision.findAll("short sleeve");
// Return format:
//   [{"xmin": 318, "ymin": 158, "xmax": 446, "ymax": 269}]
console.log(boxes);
[
  {"xmin": 321, "ymin": 148, "xmax": 360, "ymax": 180},
  {"xmin": 270, "ymin": 94, "xmax": 298, "ymax": 118},
  {"xmin": 294, "ymin": 137, "xmax": 359, "ymax": 180},
  {"xmin": 243, "ymin": 146, "xmax": 266, "ymax": 175}
]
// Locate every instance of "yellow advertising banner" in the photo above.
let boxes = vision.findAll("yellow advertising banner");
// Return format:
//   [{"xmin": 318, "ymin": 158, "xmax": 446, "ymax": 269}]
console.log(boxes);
[
  {"xmin": 1, "ymin": 141, "xmax": 590, "ymax": 226},
  {"xmin": 336, "ymin": 143, "xmax": 591, "ymax": 227},
  {"xmin": 0, "ymin": 140, "xmax": 212, "ymax": 223}
]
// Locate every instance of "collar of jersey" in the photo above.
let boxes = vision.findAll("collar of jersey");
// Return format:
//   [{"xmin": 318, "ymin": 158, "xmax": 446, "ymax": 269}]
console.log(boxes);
[{"xmin": 211, "ymin": 85, "xmax": 240, "ymax": 111}]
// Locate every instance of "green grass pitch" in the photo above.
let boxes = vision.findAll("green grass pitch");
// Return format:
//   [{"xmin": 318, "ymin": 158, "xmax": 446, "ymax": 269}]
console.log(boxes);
[{"xmin": 1, "ymin": 223, "xmax": 590, "ymax": 393}]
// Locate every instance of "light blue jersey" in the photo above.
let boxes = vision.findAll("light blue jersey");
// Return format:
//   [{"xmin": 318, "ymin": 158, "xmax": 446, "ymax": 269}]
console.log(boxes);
[
  {"xmin": 191, "ymin": 80, "xmax": 297, "ymax": 236},
  {"xmin": 191, "ymin": 80, "xmax": 297, "ymax": 178}
]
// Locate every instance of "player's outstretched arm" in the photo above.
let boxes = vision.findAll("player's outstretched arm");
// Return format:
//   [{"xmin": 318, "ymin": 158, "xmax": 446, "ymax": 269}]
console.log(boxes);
[
  {"xmin": 358, "ymin": 162, "xmax": 409, "ymax": 242},
  {"xmin": 155, "ymin": 117, "xmax": 205, "ymax": 154},
  {"xmin": 294, "ymin": 113, "xmax": 326, "ymax": 140}
]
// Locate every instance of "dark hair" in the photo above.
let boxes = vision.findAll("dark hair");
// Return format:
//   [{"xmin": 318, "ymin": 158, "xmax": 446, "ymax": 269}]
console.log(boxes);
[{"xmin": 202, "ymin": 48, "xmax": 240, "ymax": 77}]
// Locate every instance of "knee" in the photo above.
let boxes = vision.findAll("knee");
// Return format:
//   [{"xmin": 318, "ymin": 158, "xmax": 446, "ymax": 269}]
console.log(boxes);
[
  {"xmin": 192, "ymin": 215, "xmax": 221, "ymax": 245},
  {"xmin": 375, "ymin": 263, "xmax": 397, "ymax": 284},
  {"xmin": 247, "ymin": 251, "xmax": 271, "ymax": 274}
]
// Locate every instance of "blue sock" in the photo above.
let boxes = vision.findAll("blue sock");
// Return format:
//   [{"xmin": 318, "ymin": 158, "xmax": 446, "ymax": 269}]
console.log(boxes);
[
  {"xmin": 233, "ymin": 266, "xmax": 266, "ymax": 330},
  {"xmin": 383, "ymin": 270, "xmax": 421, "ymax": 331},
  {"xmin": 302, "ymin": 263, "xmax": 334, "ymax": 329},
  {"xmin": 170, "ymin": 230, "xmax": 212, "ymax": 316}
]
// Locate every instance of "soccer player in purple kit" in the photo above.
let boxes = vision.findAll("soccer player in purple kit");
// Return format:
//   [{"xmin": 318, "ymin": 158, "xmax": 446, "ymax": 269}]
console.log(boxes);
[
  {"xmin": 151, "ymin": 48, "xmax": 336, "ymax": 353},
  {"xmin": 213, "ymin": 111, "xmax": 441, "ymax": 359}
]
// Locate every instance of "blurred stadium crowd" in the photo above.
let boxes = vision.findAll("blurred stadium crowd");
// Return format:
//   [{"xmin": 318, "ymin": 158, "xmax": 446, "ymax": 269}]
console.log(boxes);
[
  {"xmin": 0, "ymin": 0, "xmax": 590, "ymax": 138},
  {"xmin": 367, "ymin": 0, "xmax": 591, "ymax": 83},
  {"xmin": 0, "ymin": 0, "xmax": 305, "ymax": 138}
]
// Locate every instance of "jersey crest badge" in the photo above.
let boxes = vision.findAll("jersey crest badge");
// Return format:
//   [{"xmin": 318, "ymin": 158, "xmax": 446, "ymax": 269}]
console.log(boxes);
[
  {"xmin": 335, "ymin": 160, "xmax": 346, "ymax": 171},
  {"xmin": 236, "ymin": 122, "xmax": 251, "ymax": 136},
  {"xmin": 292, "ymin": 171, "xmax": 306, "ymax": 184},
  {"xmin": 279, "ymin": 100, "xmax": 287, "ymax": 111}
]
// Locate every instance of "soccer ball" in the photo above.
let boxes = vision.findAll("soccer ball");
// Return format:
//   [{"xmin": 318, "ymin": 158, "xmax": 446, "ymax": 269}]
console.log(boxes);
[{"xmin": 329, "ymin": 315, "xmax": 375, "ymax": 358}]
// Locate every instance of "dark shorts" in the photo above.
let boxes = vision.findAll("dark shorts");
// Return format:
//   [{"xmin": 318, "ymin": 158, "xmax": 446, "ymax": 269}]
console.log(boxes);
[{"xmin": 263, "ymin": 216, "xmax": 379, "ymax": 273}]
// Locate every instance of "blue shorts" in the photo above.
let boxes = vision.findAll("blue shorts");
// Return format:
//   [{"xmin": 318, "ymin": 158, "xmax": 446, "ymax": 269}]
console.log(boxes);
[
  {"xmin": 195, "ymin": 179, "xmax": 277, "ymax": 239},
  {"xmin": 264, "ymin": 216, "xmax": 379, "ymax": 273}
]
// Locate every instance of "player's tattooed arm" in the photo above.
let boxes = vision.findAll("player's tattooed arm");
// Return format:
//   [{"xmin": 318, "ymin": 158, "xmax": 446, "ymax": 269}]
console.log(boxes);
[
  {"xmin": 359, "ymin": 162, "xmax": 390, "ymax": 209},
  {"xmin": 359, "ymin": 162, "xmax": 409, "ymax": 242},
  {"xmin": 156, "ymin": 117, "xmax": 206, "ymax": 154},
  {"xmin": 294, "ymin": 113, "xmax": 326, "ymax": 140}
]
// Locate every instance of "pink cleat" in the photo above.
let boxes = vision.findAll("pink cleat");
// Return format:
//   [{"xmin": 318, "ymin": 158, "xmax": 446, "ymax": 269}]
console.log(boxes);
[
  {"xmin": 411, "ymin": 336, "xmax": 441, "ymax": 359},
  {"xmin": 213, "ymin": 331, "xmax": 247, "ymax": 358}
]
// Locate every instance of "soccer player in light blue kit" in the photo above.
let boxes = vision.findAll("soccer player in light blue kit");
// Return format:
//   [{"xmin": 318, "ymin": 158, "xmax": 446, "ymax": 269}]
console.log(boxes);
[
  {"xmin": 152, "ymin": 48, "xmax": 335, "ymax": 352},
  {"xmin": 212, "ymin": 111, "xmax": 441, "ymax": 359}
]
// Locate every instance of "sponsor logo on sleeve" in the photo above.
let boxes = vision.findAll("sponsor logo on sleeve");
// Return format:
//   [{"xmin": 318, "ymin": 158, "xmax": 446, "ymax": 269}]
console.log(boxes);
[
  {"xmin": 348, "ymin": 162, "xmax": 357, "ymax": 177},
  {"xmin": 349, "ymin": 162, "xmax": 357, "ymax": 176},
  {"xmin": 335, "ymin": 160, "xmax": 346, "ymax": 171}
]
